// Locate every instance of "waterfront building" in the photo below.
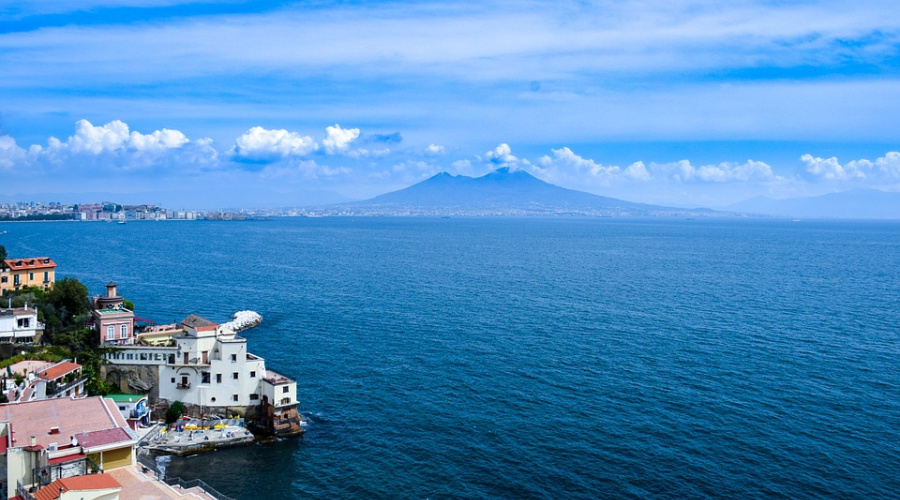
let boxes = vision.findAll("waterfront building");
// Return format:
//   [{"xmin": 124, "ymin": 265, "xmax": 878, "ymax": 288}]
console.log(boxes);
[
  {"xmin": 0, "ymin": 396, "xmax": 138, "ymax": 498},
  {"xmin": 0, "ymin": 304, "xmax": 43, "ymax": 343},
  {"xmin": 0, "ymin": 257, "xmax": 56, "ymax": 294},
  {"xmin": 105, "ymin": 394, "xmax": 151, "ymax": 430},
  {"xmin": 91, "ymin": 283, "xmax": 135, "ymax": 346},
  {"xmin": 101, "ymin": 314, "xmax": 303, "ymax": 435}
]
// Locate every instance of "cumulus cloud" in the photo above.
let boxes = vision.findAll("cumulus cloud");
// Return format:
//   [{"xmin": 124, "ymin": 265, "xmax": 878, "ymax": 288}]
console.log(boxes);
[
  {"xmin": 802, "ymin": 152, "xmax": 900, "ymax": 182},
  {"xmin": 425, "ymin": 144, "xmax": 445, "ymax": 155},
  {"xmin": 232, "ymin": 126, "xmax": 317, "ymax": 161},
  {"xmin": 39, "ymin": 119, "xmax": 190, "ymax": 155},
  {"xmin": 0, "ymin": 135, "xmax": 27, "ymax": 169},
  {"xmin": 323, "ymin": 124, "xmax": 360, "ymax": 154},
  {"xmin": 533, "ymin": 147, "xmax": 780, "ymax": 188}
]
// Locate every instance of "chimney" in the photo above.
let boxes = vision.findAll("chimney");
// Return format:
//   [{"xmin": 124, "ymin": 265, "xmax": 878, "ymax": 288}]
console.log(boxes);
[{"xmin": 30, "ymin": 435, "xmax": 36, "ymax": 447}]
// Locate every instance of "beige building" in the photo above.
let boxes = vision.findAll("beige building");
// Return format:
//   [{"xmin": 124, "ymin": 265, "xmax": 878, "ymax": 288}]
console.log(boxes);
[{"xmin": 0, "ymin": 257, "xmax": 56, "ymax": 294}]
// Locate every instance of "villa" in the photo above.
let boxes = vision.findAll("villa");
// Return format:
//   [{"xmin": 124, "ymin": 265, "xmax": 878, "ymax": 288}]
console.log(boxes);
[
  {"xmin": 0, "ymin": 258, "xmax": 56, "ymax": 294},
  {"xmin": 0, "ymin": 304, "xmax": 43, "ymax": 343},
  {"xmin": 91, "ymin": 283, "xmax": 135, "ymax": 346},
  {"xmin": 101, "ymin": 312, "xmax": 303, "ymax": 436}
]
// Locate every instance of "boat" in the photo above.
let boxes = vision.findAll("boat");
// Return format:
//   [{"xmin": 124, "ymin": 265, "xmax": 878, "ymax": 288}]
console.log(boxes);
[{"xmin": 118, "ymin": 220, "xmax": 127, "ymax": 225}]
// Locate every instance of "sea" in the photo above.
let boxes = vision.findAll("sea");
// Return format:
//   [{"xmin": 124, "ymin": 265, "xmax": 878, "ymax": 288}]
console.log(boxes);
[{"xmin": 3, "ymin": 217, "xmax": 899, "ymax": 499}]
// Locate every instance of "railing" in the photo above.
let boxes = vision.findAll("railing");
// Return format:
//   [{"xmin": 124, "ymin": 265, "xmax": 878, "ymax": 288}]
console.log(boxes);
[
  {"xmin": 136, "ymin": 453, "xmax": 234, "ymax": 500},
  {"xmin": 16, "ymin": 480, "xmax": 36, "ymax": 500},
  {"xmin": 176, "ymin": 382, "xmax": 191, "ymax": 389},
  {"xmin": 46, "ymin": 377, "xmax": 87, "ymax": 397}
]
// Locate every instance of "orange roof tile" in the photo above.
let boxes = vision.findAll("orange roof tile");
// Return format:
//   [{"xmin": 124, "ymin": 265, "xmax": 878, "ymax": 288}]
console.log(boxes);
[
  {"xmin": 34, "ymin": 473, "xmax": 121, "ymax": 500},
  {"xmin": 4, "ymin": 257, "xmax": 57, "ymax": 270},
  {"xmin": 37, "ymin": 361, "xmax": 81, "ymax": 382}
]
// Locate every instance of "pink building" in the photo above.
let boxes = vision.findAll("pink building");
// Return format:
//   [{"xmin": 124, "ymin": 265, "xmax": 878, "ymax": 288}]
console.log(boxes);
[{"xmin": 91, "ymin": 282, "xmax": 135, "ymax": 346}]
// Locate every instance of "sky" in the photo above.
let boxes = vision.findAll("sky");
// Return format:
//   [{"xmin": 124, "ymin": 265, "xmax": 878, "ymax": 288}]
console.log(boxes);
[{"xmin": 1, "ymin": 0, "xmax": 899, "ymax": 209}]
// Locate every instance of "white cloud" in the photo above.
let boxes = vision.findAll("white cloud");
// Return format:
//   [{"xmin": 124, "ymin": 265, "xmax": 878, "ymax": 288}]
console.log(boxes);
[
  {"xmin": 67, "ymin": 119, "xmax": 130, "ymax": 154},
  {"xmin": 425, "ymin": 144, "xmax": 445, "ymax": 155},
  {"xmin": 129, "ymin": 128, "xmax": 189, "ymax": 151},
  {"xmin": 232, "ymin": 126, "xmax": 317, "ymax": 161},
  {"xmin": 538, "ymin": 147, "xmax": 621, "ymax": 184},
  {"xmin": 804, "ymin": 152, "xmax": 900, "ymax": 182},
  {"xmin": 0, "ymin": 135, "xmax": 27, "ymax": 170},
  {"xmin": 483, "ymin": 143, "xmax": 531, "ymax": 169},
  {"xmin": 323, "ymin": 124, "xmax": 360, "ymax": 155},
  {"xmin": 38, "ymin": 119, "xmax": 191, "ymax": 155}
]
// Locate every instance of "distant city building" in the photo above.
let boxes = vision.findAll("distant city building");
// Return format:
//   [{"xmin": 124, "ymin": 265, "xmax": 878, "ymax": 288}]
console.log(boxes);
[{"xmin": 0, "ymin": 257, "xmax": 56, "ymax": 294}]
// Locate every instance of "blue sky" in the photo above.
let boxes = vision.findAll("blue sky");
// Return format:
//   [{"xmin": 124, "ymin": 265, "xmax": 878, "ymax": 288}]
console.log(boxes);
[{"xmin": 1, "ymin": 0, "xmax": 899, "ymax": 209}]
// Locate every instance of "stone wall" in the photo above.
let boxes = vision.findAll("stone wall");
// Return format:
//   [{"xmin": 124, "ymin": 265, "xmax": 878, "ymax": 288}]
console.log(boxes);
[{"xmin": 100, "ymin": 364, "xmax": 160, "ymax": 400}]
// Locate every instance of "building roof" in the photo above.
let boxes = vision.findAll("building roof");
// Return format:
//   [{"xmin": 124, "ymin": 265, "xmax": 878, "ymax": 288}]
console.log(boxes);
[
  {"xmin": 8, "ymin": 359, "xmax": 53, "ymax": 376},
  {"xmin": 181, "ymin": 314, "xmax": 218, "ymax": 331},
  {"xmin": 37, "ymin": 361, "xmax": 81, "ymax": 381},
  {"xmin": 34, "ymin": 473, "xmax": 121, "ymax": 500},
  {"xmin": 263, "ymin": 370, "xmax": 296, "ymax": 385},
  {"xmin": 75, "ymin": 427, "xmax": 133, "ymax": 449},
  {"xmin": 0, "ymin": 396, "xmax": 132, "ymax": 450},
  {"xmin": 105, "ymin": 393, "xmax": 148, "ymax": 403},
  {"xmin": 3, "ymin": 257, "xmax": 57, "ymax": 271}
]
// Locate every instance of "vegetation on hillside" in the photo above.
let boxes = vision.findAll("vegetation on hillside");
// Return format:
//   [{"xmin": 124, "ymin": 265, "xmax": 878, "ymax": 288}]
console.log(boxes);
[{"xmin": 2, "ymin": 264, "xmax": 114, "ymax": 396}]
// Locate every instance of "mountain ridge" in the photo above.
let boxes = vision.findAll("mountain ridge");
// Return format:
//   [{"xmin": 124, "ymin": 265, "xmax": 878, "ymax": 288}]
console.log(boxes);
[{"xmin": 326, "ymin": 167, "xmax": 716, "ymax": 216}]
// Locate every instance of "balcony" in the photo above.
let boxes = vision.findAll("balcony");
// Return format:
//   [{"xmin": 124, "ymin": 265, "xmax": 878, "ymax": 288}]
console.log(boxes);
[{"xmin": 176, "ymin": 382, "xmax": 191, "ymax": 389}]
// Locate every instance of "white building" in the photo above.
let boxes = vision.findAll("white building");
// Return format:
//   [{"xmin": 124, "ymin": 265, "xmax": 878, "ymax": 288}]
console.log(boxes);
[
  {"xmin": 102, "ymin": 314, "xmax": 302, "ymax": 435},
  {"xmin": 0, "ymin": 304, "xmax": 43, "ymax": 343}
]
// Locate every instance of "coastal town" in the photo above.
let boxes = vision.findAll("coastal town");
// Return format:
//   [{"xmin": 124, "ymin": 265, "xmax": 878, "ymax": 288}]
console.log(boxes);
[{"xmin": 0, "ymin": 250, "xmax": 301, "ymax": 500}]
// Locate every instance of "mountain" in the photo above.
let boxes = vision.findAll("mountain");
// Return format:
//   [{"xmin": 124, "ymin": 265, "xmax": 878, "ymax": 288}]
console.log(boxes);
[
  {"xmin": 728, "ymin": 189, "xmax": 900, "ymax": 219},
  {"xmin": 323, "ymin": 167, "xmax": 714, "ymax": 216}
]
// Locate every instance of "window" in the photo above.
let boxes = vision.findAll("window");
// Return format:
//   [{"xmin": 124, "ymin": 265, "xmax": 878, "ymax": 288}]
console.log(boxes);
[
  {"xmin": 106, "ymin": 325, "xmax": 115, "ymax": 340},
  {"xmin": 1, "ymin": 276, "xmax": 6, "ymax": 283},
  {"xmin": 14, "ymin": 275, "xmax": 20, "ymax": 285},
  {"xmin": 250, "ymin": 371, "xmax": 256, "ymax": 378},
  {"xmin": 232, "ymin": 372, "xmax": 239, "ymax": 380},
  {"xmin": 281, "ymin": 398, "xmax": 291, "ymax": 405},
  {"xmin": 120, "ymin": 324, "xmax": 128, "ymax": 338},
  {"xmin": 171, "ymin": 377, "xmax": 175, "ymax": 383},
  {"xmin": 17, "ymin": 318, "xmax": 30, "ymax": 328},
  {"xmin": 43, "ymin": 271, "xmax": 49, "ymax": 282},
  {"xmin": 283, "ymin": 386, "xmax": 289, "ymax": 393},
  {"xmin": 202, "ymin": 372, "xmax": 210, "ymax": 384},
  {"xmin": 127, "ymin": 353, "xmax": 134, "ymax": 360},
  {"xmin": 231, "ymin": 354, "xmax": 237, "ymax": 362},
  {"xmin": 249, "ymin": 394, "xmax": 259, "ymax": 401},
  {"xmin": 29, "ymin": 272, "xmax": 34, "ymax": 280},
  {"xmin": 216, "ymin": 373, "xmax": 222, "ymax": 383},
  {"xmin": 233, "ymin": 394, "xmax": 239, "ymax": 402}
]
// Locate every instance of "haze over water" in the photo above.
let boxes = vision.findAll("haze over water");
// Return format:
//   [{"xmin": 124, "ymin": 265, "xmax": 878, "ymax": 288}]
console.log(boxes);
[{"xmin": 5, "ymin": 217, "xmax": 899, "ymax": 498}]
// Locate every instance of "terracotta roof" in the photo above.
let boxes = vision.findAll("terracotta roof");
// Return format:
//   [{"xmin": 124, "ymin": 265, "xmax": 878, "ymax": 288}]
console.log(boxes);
[
  {"xmin": 34, "ymin": 473, "xmax": 121, "ymax": 500},
  {"xmin": 75, "ymin": 427, "xmax": 133, "ymax": 449},
  {"xmin": 4, "ymin": 257, "xmax": 57, "ymax": 270},
  {"xmin": 0, "ymin": 397, "xmax": 131, "ymax": 450},
  {"xmin": 37, "ymin": 361, "xmax": 81, "ymax": 381}
]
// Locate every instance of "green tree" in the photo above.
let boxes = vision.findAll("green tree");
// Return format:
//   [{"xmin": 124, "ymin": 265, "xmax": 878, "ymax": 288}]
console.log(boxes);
[
  {"xmin": 0, "ymin": 244, "xmax": 7, "ymax": 263},
  {"xmin": 166, "ymin": 401, "xmax": 185, "ymax": 423},
  {"xmin": 42, "ymin": 277, "xmax": 91, "ymax": 331}
]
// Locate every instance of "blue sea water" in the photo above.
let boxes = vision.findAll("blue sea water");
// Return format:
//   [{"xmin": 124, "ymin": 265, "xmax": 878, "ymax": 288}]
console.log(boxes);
[{"xmin": 3, "ymin": 217, "xmax": 899, "ymax": 499}]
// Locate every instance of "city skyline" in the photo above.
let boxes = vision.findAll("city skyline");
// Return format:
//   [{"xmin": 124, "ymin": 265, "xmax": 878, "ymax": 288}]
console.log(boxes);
[{"xmin": 1, "ymin": 0, "xmax": 899, "ymax": 209}]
